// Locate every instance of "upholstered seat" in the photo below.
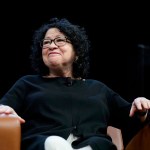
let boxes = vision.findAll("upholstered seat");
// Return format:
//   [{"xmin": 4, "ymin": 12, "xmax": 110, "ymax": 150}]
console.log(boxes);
[
  {"xmin": 0, "ymin": 116, "xmax": 149, "ymax": 150},
  {"xmin": 107, "ymin": 126, "xmax": 124, "ymax": 150}
]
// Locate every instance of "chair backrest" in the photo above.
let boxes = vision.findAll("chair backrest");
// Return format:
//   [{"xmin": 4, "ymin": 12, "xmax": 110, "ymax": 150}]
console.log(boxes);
[
  {"xmin": 107, "ymin": 126, "xmax": 124, "ymax": 150},
  {"xmin": 0, "ymin": 116, "xmax": 21, "ymax": 150}
]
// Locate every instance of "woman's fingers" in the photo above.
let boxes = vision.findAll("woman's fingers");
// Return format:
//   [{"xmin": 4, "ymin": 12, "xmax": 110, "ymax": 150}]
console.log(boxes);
[
  {"xmin": 0, "ymin": 105, "xmax": 25, "ymax": 123},
  {"xmin": 129, "ymin": 97, "xmax": 150, "ymax": 117}
]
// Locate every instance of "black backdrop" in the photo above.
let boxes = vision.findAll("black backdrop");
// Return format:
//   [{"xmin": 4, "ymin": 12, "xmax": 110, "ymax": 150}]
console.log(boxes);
[
  {"xmin": 0, "ymin": 6, "xmax": 150, "ymax": 100},
  {"xmin": 0, "ymin": 2, "xmax": 150, "ymax": 146}
]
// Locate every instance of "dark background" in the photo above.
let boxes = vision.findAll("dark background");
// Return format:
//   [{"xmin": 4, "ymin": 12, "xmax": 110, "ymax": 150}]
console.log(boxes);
[{"xmin": 0, "ymin": 2, "xmax": 150, "ymax": 146}]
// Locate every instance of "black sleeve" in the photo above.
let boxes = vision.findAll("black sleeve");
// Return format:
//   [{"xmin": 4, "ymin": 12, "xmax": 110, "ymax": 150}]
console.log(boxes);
[{"xmin": 0, "ymin": 76, "xmax": 27, "ymax": 113}]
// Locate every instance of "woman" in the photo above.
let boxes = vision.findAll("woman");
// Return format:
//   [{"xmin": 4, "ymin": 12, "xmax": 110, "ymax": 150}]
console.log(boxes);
[{"xmin": 0, "ymin": 18, "xmax": 150, "ymax": 150}]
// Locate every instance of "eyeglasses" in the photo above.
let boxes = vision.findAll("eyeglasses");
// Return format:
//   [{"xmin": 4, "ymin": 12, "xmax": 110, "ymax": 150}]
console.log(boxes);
[{"xmin": 40, "ymin": 37, "xmax": 70, "ymax": 48}]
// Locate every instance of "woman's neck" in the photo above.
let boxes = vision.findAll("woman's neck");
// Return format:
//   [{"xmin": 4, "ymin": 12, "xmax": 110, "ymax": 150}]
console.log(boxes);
[
  {"xmin": 47, "ymin": 68, "xmax": 73, "ymax": 78},
  {"xmin": 45, "ymin": 72, "xmax": 73, "ymax": 78}
]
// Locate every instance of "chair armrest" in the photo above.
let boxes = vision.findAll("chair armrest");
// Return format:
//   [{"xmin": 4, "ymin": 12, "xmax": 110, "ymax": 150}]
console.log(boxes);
[
  {"xmin": 125, "ymin": 124, "xmax": 150, "ymax": 150},
  {"xmin": 107, "ymin": 126, "xmax": 124, "ymax": 150},
  {"xmin": 0, "ymin": 116, "xmax": 21, "ymax": 150}
]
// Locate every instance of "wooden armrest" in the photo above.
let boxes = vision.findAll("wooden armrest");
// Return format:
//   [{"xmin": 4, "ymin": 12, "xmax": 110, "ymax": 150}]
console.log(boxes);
[
  {"xmin": 107, "ymin": 126, "xmax": 124, "ymax": 150},
  {"xmin": 0, "ymin": 116, "xmax": 21, "ymax": 150},
  {"xmin": 125, "ymin": 124, "xmax": 150, "ymax": 150}
]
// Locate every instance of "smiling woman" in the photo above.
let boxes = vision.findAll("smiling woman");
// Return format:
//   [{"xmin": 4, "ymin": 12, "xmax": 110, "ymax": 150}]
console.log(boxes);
[
  {"xmin": 41, "ymin": 27, "xmax": 76, "ymax": 77},
  {"xmin": 0, "ymin": 17, "xmax": 150, "ymax": 150}
]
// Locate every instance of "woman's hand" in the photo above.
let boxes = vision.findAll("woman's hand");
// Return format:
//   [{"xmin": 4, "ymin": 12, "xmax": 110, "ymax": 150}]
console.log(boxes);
[
  {"xmin": 0, "ymin": 104, "xmax": 25, "ymax": 123},
  {"xmin": 129, "ymin": 97, "xmax": 150, "ymax": 121}
]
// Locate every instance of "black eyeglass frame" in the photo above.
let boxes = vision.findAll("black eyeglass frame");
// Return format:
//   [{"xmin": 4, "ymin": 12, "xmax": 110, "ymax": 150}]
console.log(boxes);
[{"xmin": 40, "ymin": 36, "xmax": 70, "ymax": 48}]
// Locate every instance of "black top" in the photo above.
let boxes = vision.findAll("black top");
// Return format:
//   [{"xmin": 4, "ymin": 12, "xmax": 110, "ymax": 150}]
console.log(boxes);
[{"xmin": 0, "ymin": 75, "xmax": 139, "ymax": 150}]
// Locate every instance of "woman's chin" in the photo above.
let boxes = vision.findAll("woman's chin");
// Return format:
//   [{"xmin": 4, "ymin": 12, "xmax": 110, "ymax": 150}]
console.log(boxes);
[{"xmin": 49, "ymin": 60, "xmax": 62, "ymax": 66}]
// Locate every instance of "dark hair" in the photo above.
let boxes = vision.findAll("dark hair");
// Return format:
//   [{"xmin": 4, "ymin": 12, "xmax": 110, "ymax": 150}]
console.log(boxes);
[{"xmin": 30, "ymin": 17, "xmax": 91, "ymax": 78}]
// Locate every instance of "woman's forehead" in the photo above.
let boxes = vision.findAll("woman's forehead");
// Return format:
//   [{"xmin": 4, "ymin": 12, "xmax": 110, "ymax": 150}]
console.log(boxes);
[{"xmin": 45, "ymin": 28, "xmax": 65, "ymax": 38}]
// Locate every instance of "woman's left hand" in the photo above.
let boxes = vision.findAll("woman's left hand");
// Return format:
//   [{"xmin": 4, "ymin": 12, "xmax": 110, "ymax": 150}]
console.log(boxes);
[{"xmin": 129, "ymin": 97, "xmax": 150, "ymax": 117}]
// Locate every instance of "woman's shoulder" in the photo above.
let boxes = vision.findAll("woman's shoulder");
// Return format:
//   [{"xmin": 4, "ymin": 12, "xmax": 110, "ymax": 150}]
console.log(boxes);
[
  {"xmin": 85, "ymin": 78, "xmax": 104, "ymax": 84},
  {"xmin": 84, "ymin": 78, "xmax": 108, "ymax": 87},
  {"xmin": 17, "ymin": 74, "xmax": 40, "ymax": 82}
]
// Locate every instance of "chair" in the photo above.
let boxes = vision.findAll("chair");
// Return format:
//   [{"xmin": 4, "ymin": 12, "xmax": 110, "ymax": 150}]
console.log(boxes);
[
  {"xmin": 107, "ymin": 126, "xmax": 124, "ymax": 150},
  {"xmin": 125, "ymin": 123, "xmax": 150, "ymax": 150},
  {"xmin": 0, "ymin": 116, "xmax": 21, "ymax": 150},
  {"xmin": 0, "ymin": 116, "xmax": 149, "ymax": 150},
  {"xmin": 0, "ymin": 116, "xmax": 124, "ymax": 150}
]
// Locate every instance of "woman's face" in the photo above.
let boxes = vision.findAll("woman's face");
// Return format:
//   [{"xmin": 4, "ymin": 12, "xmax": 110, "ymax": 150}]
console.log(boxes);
[{"xmin": 42, "ymin": 28, "xmax": 76, "ymax": 71}]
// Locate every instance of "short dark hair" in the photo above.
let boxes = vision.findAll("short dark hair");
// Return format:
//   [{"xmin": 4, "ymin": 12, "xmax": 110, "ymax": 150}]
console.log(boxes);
[{"xmin": 30, "ymin": 17, "xmax": 91, "ymax": 78}]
